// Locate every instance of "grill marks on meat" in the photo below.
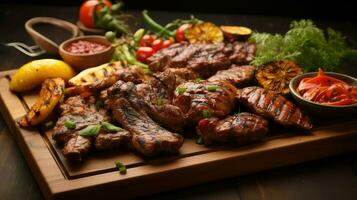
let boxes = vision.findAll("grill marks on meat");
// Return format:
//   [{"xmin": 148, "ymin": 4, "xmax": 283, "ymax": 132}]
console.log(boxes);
[
  {"xmin": 236, "ymin": 87, "xmax": 313, "ymax": 130},
  {"xmin": 197, "ymin": 112, "xmax": 269, "ymax": 145},
  {"xmin": 208, "ymin": 65, "xmax": 256, "ymax": 87},
  {"xmin": 173, "ymin": 81, "xmax": 237, "ymax": 125},
  {"xmin": 52, "ymin": 96, "xmax": 130, "ymax": 160},
  {"xmin": 147, "ymin": 42, "xmax": 256, "ymax": 78},
  {"xmin": 107, "ymin": 96, "xmax": 184, "ymax": 156}
]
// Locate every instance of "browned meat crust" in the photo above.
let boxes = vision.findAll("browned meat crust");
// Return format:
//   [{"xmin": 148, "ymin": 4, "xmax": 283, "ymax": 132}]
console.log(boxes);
[
  {"xmin": 173, "ymin": 80, "xmax": 237, "ymax": 125},
  {"xmin": 147, "ymin": 42, "xmax": 256, "ymax": 78},
  {"xmin": 236, "ymin": 87, "xmax": 313, "ymax": 130},
  {"xmin": 62, "ymin": 135, "xmax": 93, "ymax": 161},
  {"xmin": 208, "ymin": 65, "xmax": 256, "ymax": 87},
  {"xmin": 95, "ymin": 130, "xmax": 131, "ymax": 151},
  {"xmin": 196, "ymin": 112, "xmax": 269, "ymax": 145}
]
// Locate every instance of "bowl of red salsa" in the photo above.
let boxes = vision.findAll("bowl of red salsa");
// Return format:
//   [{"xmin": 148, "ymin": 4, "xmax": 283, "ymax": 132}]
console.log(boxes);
[
  {"xmin": 59, "ymin": 35, "xmax": 114, "ymax": 71},
  {"xmin": 289, "ymin": 69, "xmax": 357, "ymax": 116}
]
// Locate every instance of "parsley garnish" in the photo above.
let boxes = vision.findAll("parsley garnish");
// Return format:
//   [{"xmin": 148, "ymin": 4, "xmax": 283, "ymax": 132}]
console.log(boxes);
[
  {"xmin": 115, "ymin": 161, "xmax": 127, "ymax": 175},
  {"xmin": 64, "ymin": 119, "xmax": 76, "ymax": 129},
  {"xmin": 176, "ymin": 86, "xmax": 186, "ymax": 95}
]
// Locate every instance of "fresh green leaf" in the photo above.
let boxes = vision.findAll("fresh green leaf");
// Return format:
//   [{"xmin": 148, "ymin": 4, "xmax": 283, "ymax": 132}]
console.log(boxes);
[
  {"xmin": 79, "ymin": 124, "xmax": 101, "ymax": 137},
  {"xmin": 194, "ymin": 78, "xmax": 203, "ymax": 83},
  {"xmin": 176, "ymin": 86, "xmax": 186, "ymax": 95},
  {"xmin": 250, "ymin": 19, "xmax": 357, "ymax": 72},
  {"xmin": 207, "ymin": 85, "xmax": 219, "ymax": 92},
  {"xmin": 115, "ymin": 161, "xmax": 127, "ymax": 175},
  {"xmin": 64, "ymin": 119, "xmax": 76, "ymax": 129},
  {"xmin": 95, "ymin": 100, "xmax": 104, "ymax": 111},
  {"xmin": 202, "ymin": 110, "xmax": 211, "ymax": 118},
  {"xmin": 156, "ymin": 96, "xmax": 163, "ymax": 106},
  {"xmin": 101, "ymin": 122, "xmax": 123, "ymax": 132}
]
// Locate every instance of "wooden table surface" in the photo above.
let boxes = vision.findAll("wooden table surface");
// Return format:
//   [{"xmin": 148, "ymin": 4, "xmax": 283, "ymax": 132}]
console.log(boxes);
[{"xmin": 1, "ymin": 3, "xmax": 357, "ymax": 200}]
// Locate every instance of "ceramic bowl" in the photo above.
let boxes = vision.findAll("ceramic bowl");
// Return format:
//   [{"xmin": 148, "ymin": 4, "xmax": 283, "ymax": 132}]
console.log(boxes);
[
  {"xmin": 289, "ymin": 72, "xmax": 357, "ymax": 117},
  {"xmin": 59, "ymin": 35, "xmax": 114, "ymax": 71}
]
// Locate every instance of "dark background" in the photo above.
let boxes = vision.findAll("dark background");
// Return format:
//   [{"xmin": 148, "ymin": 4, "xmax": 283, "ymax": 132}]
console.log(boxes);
[{"xmin": 1, "ymin": 0, "xmax": 356, "ymax": 20}]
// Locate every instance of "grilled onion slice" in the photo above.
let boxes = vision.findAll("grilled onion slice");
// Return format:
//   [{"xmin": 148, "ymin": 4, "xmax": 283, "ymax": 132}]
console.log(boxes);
[
  {"xmin": 255, "ymin": 60, "xmax": 303, "ymax": 95},
  {"xmin": 18, "ymin": 78, "xmax": 65, "ymax": 127},
  {"xmin": 185, "ymin": 22, "xmax": 224, "ymax": 44}
]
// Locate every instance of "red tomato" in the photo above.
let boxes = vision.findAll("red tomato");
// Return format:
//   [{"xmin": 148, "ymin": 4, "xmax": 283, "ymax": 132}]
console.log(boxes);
[
  {"xmin": 176, "ymin": 24, "xmax": 192, "ymax": 42},
  {"xmin": 140, "ymin": 35, "xmax": 155, "ymax": 47},
  {"xmin": 136, "ymin": 47, "xmax": 155, "ymax": 63},
  {"xmin": 152, "ymin": 39, "xmax": 163, "ymax": 52},
  {"xmin": 79, "ymin": 0, "xmax": 112, "ymax": 28},
  {"xmin": 162, "ymin": 39, "xmax": 173, "ymax": 48}
]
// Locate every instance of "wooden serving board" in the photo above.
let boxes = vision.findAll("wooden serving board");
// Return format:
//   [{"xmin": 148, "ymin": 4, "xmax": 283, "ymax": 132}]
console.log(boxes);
[{"xmin": 1, "ymin": 69, "xmax": 357, "ymax": 200}]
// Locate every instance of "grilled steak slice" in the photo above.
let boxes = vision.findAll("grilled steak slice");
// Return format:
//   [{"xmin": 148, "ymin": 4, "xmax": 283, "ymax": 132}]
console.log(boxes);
[
  {"xmin": 52, "ymin": 96, "xmax": 110, "ymax": 143},
  {"xmin": 162, "ymin": 68, "xmax": 198, "ymax": 87},
  {"xmin": 229, "ymin": 42, "xmax": 256, "ymax": 64},
  {"xmin": 173, "ymin": 81, "xmax": 237, "ymax": 125},
  {"xmin": 108, "ymin": 97, "xmax": 184, "ymax": 156},
  {"xmin": 197, "ymin": 112, "xmax": 269, "ymax": 145},
  {"xmin": 95, "ymin": 130, "xmax": 131, "ymax": 150},
  {"xmin": 62, "ymin": 134, "xmax": 93, "ymax": 161},
  {"xmin": 147, "ymin": 42, "xmax": 256, "ymax": 78},
  {"xmin": 236, "ymin": 87, "xmax": 313, "ymax": 130},
  {"xmin": 208, "ymin": 65, "xmax": 256, "ymax": 86}
]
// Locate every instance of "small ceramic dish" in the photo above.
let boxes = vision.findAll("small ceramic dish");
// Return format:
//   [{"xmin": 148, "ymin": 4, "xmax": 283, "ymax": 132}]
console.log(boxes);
[
  {"xmin": 289, "ymin": 72, "xmax": 357, "ymax": 116},
  {"xmin": 59, "ymin": 35, "xmax": 114, "ymax": 71}
]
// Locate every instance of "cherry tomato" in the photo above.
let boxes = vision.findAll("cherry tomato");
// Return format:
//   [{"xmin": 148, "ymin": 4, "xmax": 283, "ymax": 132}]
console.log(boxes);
[
  {"xmin": 176, "ymin": 24, "xmax": 192, "ymax": 42},
  {"xmin": 136, "ymin": 47, "xmax": 155, "ymax": 63},
  {"xmin": 151, "ymin": 39, "xmax": 163, "ymax": 52},
  {"xmin": 162, "ymin": 39, "xmax": 173, "ymax": 48},
  {"xmin": 140, "ymin": 35, "xmax": 155, "ymax": 47},
  {"xmin": 79, "ymin": 0, "xmax": 112, "ymax": 28}
]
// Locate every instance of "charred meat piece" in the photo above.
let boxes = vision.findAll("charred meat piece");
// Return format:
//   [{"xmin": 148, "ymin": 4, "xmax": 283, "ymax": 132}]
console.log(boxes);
[
  {"xmin": 108, "ymin": 79, "xmax": 186, "ymax": 132},
  {"xmin": 229, "ymin": 42, "xmax": 256, "ymax": 64},
  {"xmin": 62, "ymin": 134, "xmax": 93, "ymax": 161},
  {"xmin": 107, "ymin": 97, "xmax": 184, "ymax": 156},
  {"xmin": 147, "ymin": 42, "xmax": 256, "ymax": 78},
  {"xmin": 52, "ymin": 96, "xmax": 110, "ymax": 143},
  {"xmin": 197, "ymin": 112, "xmax": 269, "ymax": 145},
  {"xmin": 95, "ymin": 130, "xmax": 131, "ymax": 151},
  {"xmin": 173, "ymin": 81, "xmax": 237, "ymax": 125},
  {"xmin": 208, "ymin": 65, "xmax": 256, "ymax": 87},
  {"xmin": 162, "ymin": 68, "xmax": 199, "ymax": 87},
  {"xmin": 236, "ymin": 87, "xmax": 313, "ymax": 130}
]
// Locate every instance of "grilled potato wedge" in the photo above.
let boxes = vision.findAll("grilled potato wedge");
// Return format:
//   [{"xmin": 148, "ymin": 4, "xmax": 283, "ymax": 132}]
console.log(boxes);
[
  {"xmin": 69, "ymin": 62, "xmax": 123, "ymax": 86},
  {"xmin": 18, "ymin": 78, "xmax": 65, "ymax": 127},
  {"xmin": 256, "ymin": 60, "xmax": 303, "ymax": 95}
]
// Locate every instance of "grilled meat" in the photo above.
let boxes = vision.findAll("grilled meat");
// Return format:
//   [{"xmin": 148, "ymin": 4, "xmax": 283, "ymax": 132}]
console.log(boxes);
[
  {"xmin": 107, "ymin": 96, "xmax": 184, "ymax": 156},
  {"xmin": 148, "ymin": 42, "xmax": 256, "ymax": 78},
  {"xmin": 66, "ymin": 64, "xmax": 148, "ymax": 96},
  {"xmin": 52, "ymin": 96, "xmax": 110, "ymax": 143},
  {"xmin": 208, "ymin": 65, "xmax": 256, "ymax": 86},
  {"xmin": 62, "ymin": 135, "xmax": 93, "ymax": 161},
  {"xmin": 236, "ymin": 87, "xmax": 313, "ymax": 130},
  {"xmin": 162, "ymin": 68, "xmax": 199, "ymax": 87},
  {"xmin": 173, "ymin": 81, "xmax": 237, "ymax": 125},
  {"xmin": 95, "ymin": 130, "xmax": 131, "ymax": 151},
  {"xmin": 197, "ymin": 112, "xmax": 269, "ymax": 145}
]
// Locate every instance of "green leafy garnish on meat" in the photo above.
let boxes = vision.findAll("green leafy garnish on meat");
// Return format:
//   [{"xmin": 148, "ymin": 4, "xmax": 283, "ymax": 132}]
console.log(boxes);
[
  {"xmin": 202, "ymin": 110, "xmax": 211, "ymax": 118},
  {"xmin": 250, "ymin": 19, "xmax": 357, "ymax": 71},
  {"xmin": 79, "ymin": 124, "xmax": 101, "ymax": 136},
  {"xmin": 207, "ymin": 85, "xmax": 219, "ymax": 92},
  {"xmin": 64, "ymin": 119, "xmax": 76, "ymax": 129},
  {"xmin": 101, "ymin": 122, "xmax": 123, "ymax": 132},
  {"xmin": 176, "ymin": 86, "xmax": 187, "ymax": 95}
]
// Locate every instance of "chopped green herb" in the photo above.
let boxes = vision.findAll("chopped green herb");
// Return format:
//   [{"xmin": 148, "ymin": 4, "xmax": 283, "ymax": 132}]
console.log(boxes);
[
  {"xmin": 101, "ymin": 122, "xmax": 123, "ymax": 132},
  {"xmin": 64, "ymin": 119, "xmax": 76, "ymax": 129},
  {"xmin": 196, "ymin": 136, "xmax": 204, "ymax": 145},
  {"xmin": 79, "ymin": 124, "xmax": 101, "ymax": 137},
  {"xmin": 61, "ymin": 87, "xmax": 67, "ymax": 95},
  {"xmin": 202, "ymin": 110, "xmax": 211, "ymax": 118},
  {"xmin": 156, "ymin": 96, "xmax": 163, "ymax": 106},
  {"xmin": 176, "ymin": 86, "xmax": 186, "ymax": 95},
  {"xmin": 115, "ymin": 161, "xmax": 127, "ymax": 175},
  {"xmin": 207, "ymin": 85, "xmax": 219, "ymax": 92},
  {"xmin": 44, "ymin": 121, "xmax": 54, "ymax": 128},
  {"xmin": 194, "ymin": 78, "xmax": 203, "ymax": 83},
  {"xmin": 95, "ymin": 100, "xmax": 104, "ymax": 111}
]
